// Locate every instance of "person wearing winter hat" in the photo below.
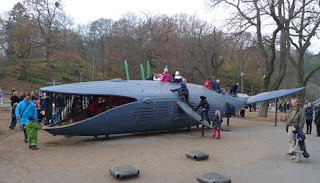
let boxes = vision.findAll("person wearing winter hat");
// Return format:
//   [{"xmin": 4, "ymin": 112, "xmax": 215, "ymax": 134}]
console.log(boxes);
[
  {"xmin": 229, "ymin": 83, "xmax": 239, "ymax": 97},
  {"xmin": 153, "ymin": 74, "xmax": 162, "ymax": 81},
  {"xmin": 173, "ymin": 71, "xmax": 183, "ymax": 83},
  {"xmin": 194, "ymin": 96, "xmax": 211, "ymax": 124},
  {"xmin": 24, "ymin": 115, "xmax": 42, "ymax": 150},
  {"xmin": 211, "ymin": 76, "xmax": 217, "ymax": 90},
  {"xmin": 286, "ymin": 98, "xmax": 305, "ymax": 155},
  {"xmin": 292, "ymin": 124, "xmax": 310, "ymax": 159},
  {"xmin": 170, "ymin": 82, "xmax": 192, "ymax": 107},
  {"xmin": 161, "ymin": 68, "xmax": 171, "ymax": 82}
]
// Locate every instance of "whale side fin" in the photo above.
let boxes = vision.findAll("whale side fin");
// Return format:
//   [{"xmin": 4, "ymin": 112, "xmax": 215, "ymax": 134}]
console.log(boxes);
[{"xmin": 247, "ymin": 87, "xmax": 305, "ymax": 105}]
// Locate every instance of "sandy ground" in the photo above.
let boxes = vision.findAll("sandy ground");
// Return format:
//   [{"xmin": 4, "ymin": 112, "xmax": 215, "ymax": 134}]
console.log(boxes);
[{"xmin": 1, "ymin": 100, "xmax": 319, "ymax": 183}]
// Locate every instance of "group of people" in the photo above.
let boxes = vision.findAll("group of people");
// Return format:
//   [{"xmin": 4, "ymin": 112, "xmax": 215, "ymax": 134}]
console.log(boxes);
[
  {"xmin": 204, "ymin": 77, "xmax": 224, "ymax": 94},
  {"xmin": 304, "ymin": 101, "xmax": 320, "ymax": 137},
  {"xmin": 284, "ymin": 99, "xmax": 320, "ymax": 161},
  {"xmin": 278, "ymin": 101, "xmax": 291, "ymax": 112},
  {"xmin": 9, "ymin": 91, "xmax": 40, "ymax": 130},
  {"xmin": 9, "ymin": 90, "xmax": 42, "ymax": 150},
  {"xmin": 204, "ymin": 77, "xmax": 239, "ymax": 96},
  {"xmin": 193, "ymin": 96, "xmax": 223, "ymax": 139},
  {"xmin": 151, "ymin": 68, "xmax": 239, "ymax": 98},
  {"xmin": 170, "ymin": 82, "xmax": 224, "ymax": 139},
  {"xmin": 151, "ymin": 68, "xmax": 186, "ymax": 84}
]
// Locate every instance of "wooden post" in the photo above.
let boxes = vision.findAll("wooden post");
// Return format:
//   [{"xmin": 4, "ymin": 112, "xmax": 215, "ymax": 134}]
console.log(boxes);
[
  {"xmin": 275, "ymin": 98, "xmax": 278, "ymax": 127},
  {"xmin": 227, "ymin": 117, "xmax": 230, "ymax": 126},
  {"xmin": 202, "ymin": 125, "xmax": 204, "ymax": 137}
]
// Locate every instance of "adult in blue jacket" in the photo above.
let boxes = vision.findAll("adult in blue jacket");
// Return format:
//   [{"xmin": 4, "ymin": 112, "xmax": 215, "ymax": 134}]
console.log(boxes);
[{"xmin": 15, "ymin": 95, "xmax": 38, "ymax": 142}]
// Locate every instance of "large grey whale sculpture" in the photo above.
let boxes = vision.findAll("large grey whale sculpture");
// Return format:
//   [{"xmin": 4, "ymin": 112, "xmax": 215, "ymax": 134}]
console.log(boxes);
[{"xmin": 40, "ymin": 79, "xmax": 304, "ymax": 136}]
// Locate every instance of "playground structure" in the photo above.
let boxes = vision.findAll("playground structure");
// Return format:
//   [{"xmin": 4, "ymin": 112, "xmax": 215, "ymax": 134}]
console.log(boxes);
[{"xmin": 39, "ymin": 77, "xmax": 304, "ymax": 137}]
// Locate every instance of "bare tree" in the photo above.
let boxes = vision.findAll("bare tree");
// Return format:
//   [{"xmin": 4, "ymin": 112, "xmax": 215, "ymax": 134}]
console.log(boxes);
[
  {"xmin": 89, "ymin": 18, "xmax": 113, "ymax": 77},
  {"xmin": 24, "ymin": 0, "xmax": 63, "ymax": 81},
  {"xmin": 287, "ymin": 0, "xmax": 320, "ymax": 103},
  {"xmin": 207, "ymin": 0, "xmax": 291, "ymax": 117}
]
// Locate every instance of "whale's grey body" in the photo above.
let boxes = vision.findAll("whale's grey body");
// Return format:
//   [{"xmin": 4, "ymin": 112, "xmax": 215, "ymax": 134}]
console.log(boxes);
[{"xmin": 40, "ymin": 79, "xmax": 304, "ymax": 136}]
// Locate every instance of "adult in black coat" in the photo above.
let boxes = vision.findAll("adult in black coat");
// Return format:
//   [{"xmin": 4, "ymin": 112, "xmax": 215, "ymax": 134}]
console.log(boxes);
[
  {"xmin": 194, "ymin": 96, "xmax": 210, "ymax": 124},
  {"xmin": 19, "ymin": 92, "xmax": 26, "ymax": 102},
  {"xmin": 10, "ymin": 91, "xmax": 20, "ymax": 106},
  {"xmin": 41, "ymin": 95, "xmax": 53, "ymax": 125},
  {"xmin": 305, "ymin": 102, "xmax": 314, "ymax": 134},
  {"xmin": 314, "ymin": 104, "xmax": 320, "ymax": 137}
]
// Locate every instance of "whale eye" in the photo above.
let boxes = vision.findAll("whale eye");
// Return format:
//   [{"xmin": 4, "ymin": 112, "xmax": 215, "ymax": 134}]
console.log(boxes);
[{"xmin": 143, "ymin": 98, "xmax": 152, "ymax": 104}]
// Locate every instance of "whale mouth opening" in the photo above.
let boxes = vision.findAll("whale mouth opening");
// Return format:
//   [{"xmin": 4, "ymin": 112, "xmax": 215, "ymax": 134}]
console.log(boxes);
[{"xmin": 39, "ymin": 93, "xmax": 137, "ymax": 127}]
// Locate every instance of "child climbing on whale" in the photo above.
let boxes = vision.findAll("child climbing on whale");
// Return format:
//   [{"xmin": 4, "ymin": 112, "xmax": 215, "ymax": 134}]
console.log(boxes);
[
  {"xmin": 170, "ymin": 82, "xmax": 192, "ymax": 108},
  {"xmin": 194, "ymin": 96, "xmax": 210, "ymax": 124}
]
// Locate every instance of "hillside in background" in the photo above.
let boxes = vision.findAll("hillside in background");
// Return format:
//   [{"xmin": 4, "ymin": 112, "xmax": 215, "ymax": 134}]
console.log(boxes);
[{"xmin": 1, "ymin": 0, "xmax": 320, "ymax": 102}]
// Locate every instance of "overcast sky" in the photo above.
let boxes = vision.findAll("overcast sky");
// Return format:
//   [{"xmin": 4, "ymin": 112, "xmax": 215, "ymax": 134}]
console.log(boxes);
[
  {"xmin": 1, "ymin": 0, "xmax": 319, "ymax": 53},
  {"xmin": 1, "ymin": 0, "xmax": 221, "ymax": 24}
]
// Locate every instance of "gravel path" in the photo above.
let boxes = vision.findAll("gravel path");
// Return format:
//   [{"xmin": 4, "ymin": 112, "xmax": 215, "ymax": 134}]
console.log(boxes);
[{"xmin": 0, "ymin": 108, "xmax": 319, "ymax": 183}]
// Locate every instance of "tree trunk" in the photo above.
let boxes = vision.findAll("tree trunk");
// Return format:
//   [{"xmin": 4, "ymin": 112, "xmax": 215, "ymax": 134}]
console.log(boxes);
[
  {"xmin": 258, "ymin": 101, "xmax": 269, "ymax": 118},
  {"xmin": 297, "ymin": 54, "xmax": 305, "ymax": 107}
]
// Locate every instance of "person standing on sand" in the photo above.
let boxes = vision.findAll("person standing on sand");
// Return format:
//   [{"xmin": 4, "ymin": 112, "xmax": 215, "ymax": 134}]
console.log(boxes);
[
  {"xmin": 314, "ymin": 104, "xmax": 320, "ymax": 137},
  {"xmin": 11, "ymin": 91, "xmax": 20, "ymax": 107},
  {"xmin": 286, "ymin": 98, "xmax": 305, "ymax": 155},
  {"xmin": 16, "ymin": 95, "xmax": 38, "ymax": 142},
  {"xmin": 292, "ymin": 124, "xmax": 310, "ymax": 159},
  {"xmin": 19, "ymin": 92, "xmax": 26, "ymax": 102},
  {"xmin": 212, "ymin": 110, "xmax": 223, "ymax": 139},
  {"xmin": 0, "ymin": 89, "xmax": 3, "ymax": 105},
  {"xmin": 305, "ymin": 102, "xmax": 313, "ymax": 134},
  {"xmin": 25, "ymin": 115, "xmax": 42, "ymax": 150},
  {"xmin": 9, "ymin": 103, "xmax": 18, "ymax": 129}
]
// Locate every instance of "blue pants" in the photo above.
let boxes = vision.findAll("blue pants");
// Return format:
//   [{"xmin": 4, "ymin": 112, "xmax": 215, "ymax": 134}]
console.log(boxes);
[
  {"xmin": 200, "ymin": 109, "xmax": 210, "ymax": 122},
  {"xmin": 11, "ymin": 116, "xmax": 17, "ymax": 128}
]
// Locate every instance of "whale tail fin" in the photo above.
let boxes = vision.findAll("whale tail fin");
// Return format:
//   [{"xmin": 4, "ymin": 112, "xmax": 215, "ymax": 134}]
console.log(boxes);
[{"xmin": 247, "ymin": 87, "xmax": 305, "ymax": 105}]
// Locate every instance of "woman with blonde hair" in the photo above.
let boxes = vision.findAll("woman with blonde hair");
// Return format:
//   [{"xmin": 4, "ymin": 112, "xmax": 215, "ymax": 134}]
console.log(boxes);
[
  {"xmin": 212, "ymin": 110, "xmax": 223, "ymax": 139},
  {"xmin": 11, "ymin": 91, "xmax": 20, "ymax": 107}
]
